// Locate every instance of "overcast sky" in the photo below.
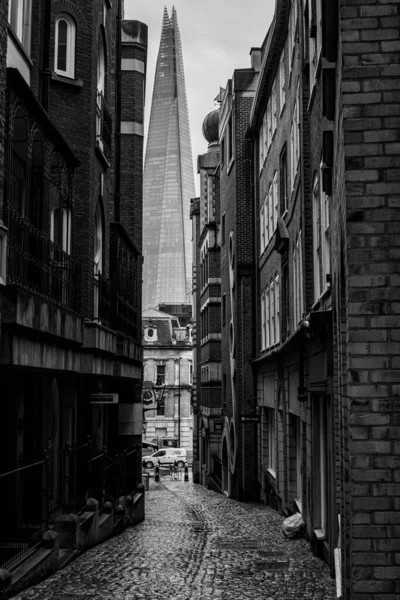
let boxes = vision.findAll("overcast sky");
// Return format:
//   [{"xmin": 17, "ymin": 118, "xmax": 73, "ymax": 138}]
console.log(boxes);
[{"xmin": 124, "ymin": 0, "xmax": 275, "ymax": 195}]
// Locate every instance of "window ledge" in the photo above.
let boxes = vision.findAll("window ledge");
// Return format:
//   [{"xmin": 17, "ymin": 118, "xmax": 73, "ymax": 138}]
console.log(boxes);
[
  {"xmin": 95, "ymin": 141, "xmax": 110, "ymax": 169},
  {"xmin": 51, "ymin": 72, "xmax": 83, "ymax": 87},
  {"xmin": 7, "ymin": 24, "xmax": 33, "ymax": 68},
  {"xmin": 311, "ymin": 285, "xmax": 331, "ymax": 310},
  {"xmin": 314, "ymin": 528, "xmax": 326, "ymax": 541},
  {"xmin": 294, "ymin": 498, "xmax": 302, "ymax": 513}
]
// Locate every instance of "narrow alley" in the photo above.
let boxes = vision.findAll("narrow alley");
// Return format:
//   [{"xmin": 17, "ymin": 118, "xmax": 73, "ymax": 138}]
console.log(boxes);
[{"xmin": 14, "ymin": 475, "xmax": 337, "ymax": 600}]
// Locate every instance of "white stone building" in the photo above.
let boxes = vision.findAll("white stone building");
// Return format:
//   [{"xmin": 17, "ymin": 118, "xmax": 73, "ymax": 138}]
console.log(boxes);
[{"xmin": 142, "ymin": 307, "xmax": 193, "ymax": 461}]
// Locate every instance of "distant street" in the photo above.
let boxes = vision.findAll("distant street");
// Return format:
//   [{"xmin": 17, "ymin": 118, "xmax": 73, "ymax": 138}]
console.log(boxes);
[{"xmin": 15, "ymin": 474, "xmax": 336, "ymax": 600}]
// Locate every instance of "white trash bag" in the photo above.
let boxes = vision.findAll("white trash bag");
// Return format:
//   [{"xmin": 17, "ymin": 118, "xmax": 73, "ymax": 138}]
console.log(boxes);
[{"xmin": 281, "ymin": 512, "xmax": 305, "ymax": 538}]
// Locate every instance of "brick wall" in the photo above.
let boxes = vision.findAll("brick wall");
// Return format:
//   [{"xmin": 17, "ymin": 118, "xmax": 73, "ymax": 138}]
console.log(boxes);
[
  {"xmin": 333, "ymin": 1, "xmax": 400, "ymax": 597},
  {"xmin": 0, "ymin": 0, "xmax": 7, "ymax": 217}
]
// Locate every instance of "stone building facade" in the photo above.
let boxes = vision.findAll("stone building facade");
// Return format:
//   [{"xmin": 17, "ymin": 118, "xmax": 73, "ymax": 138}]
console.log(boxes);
[
  {"xmin": 0, "ymin": 0, "xmax": 147, "ymax": 587},
  {"xmin": 142, "ymin": 307, "xmax": 193, "ymax": 461}
]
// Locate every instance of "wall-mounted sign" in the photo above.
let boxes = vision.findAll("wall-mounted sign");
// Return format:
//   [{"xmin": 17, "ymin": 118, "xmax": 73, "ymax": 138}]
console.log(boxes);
[
  {"xmin": 90, "ymin": 393, "xmax": 118, "ymax": 404},
  {"xmin": 240, "ymin": 415, "xmax": 259, "ymax": 423}
]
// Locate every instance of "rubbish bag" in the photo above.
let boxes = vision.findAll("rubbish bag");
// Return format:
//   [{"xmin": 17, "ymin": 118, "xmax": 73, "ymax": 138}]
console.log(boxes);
[{"xmin": 281, "ymin": 512, "xmax": 305, "ymax": 538}]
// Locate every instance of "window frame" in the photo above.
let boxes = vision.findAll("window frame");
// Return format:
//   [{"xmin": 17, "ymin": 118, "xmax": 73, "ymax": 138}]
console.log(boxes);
[
  {"xmin": 261, "ymin": 273, "xmax": 280, "ymax": 350},
  {"xmin": 293, "ymin": 231, "xmax": 304, "ymax": 326},
  {"xmin": 8, "ymin": 0, "xmax": 32, "ymax": 54},
  {"xmin": 54, "ymin": 14, "xmax": 76, "ymax": 79},
  {"xmin": 279, "ymin": 48, "xmax": 286, "ymax": 114}
]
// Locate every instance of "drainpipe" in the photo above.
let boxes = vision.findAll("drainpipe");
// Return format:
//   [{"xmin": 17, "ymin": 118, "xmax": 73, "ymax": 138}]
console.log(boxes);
[
  {"xmin": 114, "ymin": 0, "xmax": 122, "ymax": 222},
  {"xmin": 41, "ymin": 0, "xmax": 52, "ymax": 111}
]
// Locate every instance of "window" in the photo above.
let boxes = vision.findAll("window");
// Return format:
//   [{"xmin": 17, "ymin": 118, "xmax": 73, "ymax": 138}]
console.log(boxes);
[
  {"xmin": 313, "ymin": 167, "xmax": 330, "ymax": 301},
  {"xmin": 156, "ymin": 389, "xmax": 165, "ymax": 416},
  {"xmin": 156, "ymin": 365, "xmax": 166, "ymax": 386},
  {"xmin": 279, "ymin": 49, "xmax": 286, "ymax": 113},
  {"xmin": 293, "ymin": 231, "xmax": 304, "ymax": 326},
  {"xmin": 263, "ymin": 111, "xmax": 268, "ymax": 159},
  {"xmin": 221, "ymin": 136, "xmax": 225, "ymax": 166},
  {"xmin": 55, "ymin": 14, "xmax": 76, "ymax": 78},
  {"xmin": 144, "ymin": 325, "xmax": 158, "ymax": 342},
  {"xmin": 260, "ymin": 198, "xmax": 266, "ymax": 252},
  {"xmin": 189, "ymin": 363, "xmax": 193, "ymax": 385},
  {"xmin": 280, "ymin": 146, "xmax": 288, "ymax": 214},
  {"xmin": 93, "ymin": 202, "xmax": 103, "ymax": 319},
  {"xmin": 50, "ymin": 207, "xmax": 72, "ymax": 253},
  {"xmin": 273, "ymin": 171, "xmax": 279, "ymax": 225},
  {"xmin": 8, "ymin": 0, "xmax": 32, "ymax": 53},
  {"xmin": 261, "ymin": 274, "xmax": 280, "ymax": 350},
  {"xmin": 260, "ymin": 180, "xmax": 278, "ymax": 254},
  {"xmin": 309, "ymin": 0, "xmax": 322, "ymax": 87},
  {"xmin": 290, "ymin": 83, "xmax": 300, "ymax": 190},
  {"xmin": 222, "ymin": 293, "xmax": 226, "ymax": 326},
  {"xmin": 267, "ymin": 99, "xmax": 272, "ymax": 150},
  {"xmin": 96, "ymin": 31, "xmax": 106, "ymax": 145},
  {"xmin": 221, "ymin": 212, "xmax": 226, "ymax": 246},
  {"xmin": 288, "ymin": 0, "xmax": 298, "ymax": 71},
  {"xmin": 268, "ymin": 408, "xmax": 276, "ymax": 473},
  {"xmin": 258, "ymin": 133, "xmax": 263, "ymax": 170},
  {"xmin": 272, "ymin": 80, "xmax": 277, "ymax": 133},
  {"xmin": 227, "ymin": 117, "xmax": 233, "ymax": 164}
]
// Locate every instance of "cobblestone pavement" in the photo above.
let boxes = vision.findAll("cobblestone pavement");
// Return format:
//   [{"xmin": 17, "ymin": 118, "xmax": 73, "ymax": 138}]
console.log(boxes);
[{"xmin": 15, "ymin": 474, "xmax": 337, "ymax": 600}]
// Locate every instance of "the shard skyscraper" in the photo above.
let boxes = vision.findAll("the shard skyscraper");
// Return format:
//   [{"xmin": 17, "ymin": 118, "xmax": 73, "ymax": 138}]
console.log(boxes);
[{"xmin": 142, "ymin": 7, "xmax": 195, "ymax": 309}]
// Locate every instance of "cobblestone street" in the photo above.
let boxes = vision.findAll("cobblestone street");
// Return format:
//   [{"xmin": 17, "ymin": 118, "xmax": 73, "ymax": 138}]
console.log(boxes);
[{"xmin": 15, "ymin": 474, "xmax": 337, "ymax": 600}]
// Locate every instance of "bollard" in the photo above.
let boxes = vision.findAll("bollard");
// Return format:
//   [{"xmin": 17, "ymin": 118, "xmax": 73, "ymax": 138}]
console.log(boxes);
[
  {"xmin": 184, "ymin": 462, "xmax": 189, "ymax": 482},
  {"xmin": 155, "ymin": 463, "xmax": 160, "ymax": 482}
]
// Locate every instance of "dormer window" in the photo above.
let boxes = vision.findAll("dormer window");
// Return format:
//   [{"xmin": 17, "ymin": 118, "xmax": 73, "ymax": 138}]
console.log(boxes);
[
  {"xmin": 144, "ymin": 323, "xmax": 158, "ymax": 342},
  {"xmin": 55, "ymin": 14, "xmax": 76, "ymax": 79}
]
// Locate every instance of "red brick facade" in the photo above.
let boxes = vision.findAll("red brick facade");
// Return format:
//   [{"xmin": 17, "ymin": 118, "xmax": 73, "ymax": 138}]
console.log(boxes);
[
  {"xmin": 0, "ymin": 1, "xmax": 147, "ymax": 584},
  {"xmin": 191, "ymin": 0, "xmax": 400, "ymax": 596}
]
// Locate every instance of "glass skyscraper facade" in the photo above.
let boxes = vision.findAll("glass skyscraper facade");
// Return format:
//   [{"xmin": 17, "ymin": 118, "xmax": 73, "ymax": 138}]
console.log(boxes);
[{"xmin": 142, "ymin": 7, "xmax": 195, "ymax": 309}]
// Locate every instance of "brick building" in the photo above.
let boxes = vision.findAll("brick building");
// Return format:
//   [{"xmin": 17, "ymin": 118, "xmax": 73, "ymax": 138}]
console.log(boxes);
[
  {"xmin": 249, "ymin": 0, "xmax": 400, "ymax": 596},
  {"xmin": 142, "ymin": 307, "xmax": 193, "ymax": 461},
  {"xmin": 192, "ymin": 105, "xmax": 222, "ymax": 489},
  {"xmin": 0, "ymin": 0, "xmax": 147, "ymax": 588},
  {"xmin": 190, "ymin": 0, "xmax": 400, "ymax": 596},
  {"xmin": 249, "ymin": 0, "xmax": 336, "ymax": 570}
]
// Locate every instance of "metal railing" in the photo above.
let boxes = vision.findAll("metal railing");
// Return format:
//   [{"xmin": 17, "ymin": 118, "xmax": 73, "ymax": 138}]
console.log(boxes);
[
  {"xmin": 0, "ymin": 453, "xmax": 49, "ymax": 570},
  {"xmin": 0, "ymin": 439, "xmax": 140, "ymax": 569},
  {"xmin": 7, "ymin": 207, "xmax": 81, "ymax": 312}
]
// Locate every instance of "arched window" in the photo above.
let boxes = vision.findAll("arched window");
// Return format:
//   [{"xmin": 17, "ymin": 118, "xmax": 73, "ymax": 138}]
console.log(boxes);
[
  {"xmin": 93, "ymin": 201, "xmax": 104, "ymax": 319},
  {"xmin": 94, "ymin": 202, "xmax": 103, "ymax": 276},
  {"xmin": 96, "ymin": 31, "xmax": 106, "ymax": 143},
  {"xmin": 50, "ymin": 207, "xmax": 72, "ymax": 253},
  {"xmin": 55, "ymin": 14, "xmax": 76, "ymax": 78}
]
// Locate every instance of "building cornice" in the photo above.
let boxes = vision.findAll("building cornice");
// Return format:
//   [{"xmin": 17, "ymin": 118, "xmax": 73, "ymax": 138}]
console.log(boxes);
[{"xmin": 248, "ymin": 0, "xmax": 290, "ymax": 137}]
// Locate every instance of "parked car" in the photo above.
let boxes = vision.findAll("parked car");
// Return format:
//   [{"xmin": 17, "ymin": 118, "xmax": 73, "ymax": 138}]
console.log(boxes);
[{"xmin": 143, "ymin": 448, "xmax": 187, "ymax": 469}]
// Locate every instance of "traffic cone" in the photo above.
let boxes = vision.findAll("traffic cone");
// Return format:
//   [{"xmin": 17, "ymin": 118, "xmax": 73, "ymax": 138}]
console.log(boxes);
[
  {"xmin": 155, "ymin": 463, "xmax": 160, "ymax": 482},
  {"xmin": 184, "ymin": 462, "xmax": 189, "ymax": 482}
]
